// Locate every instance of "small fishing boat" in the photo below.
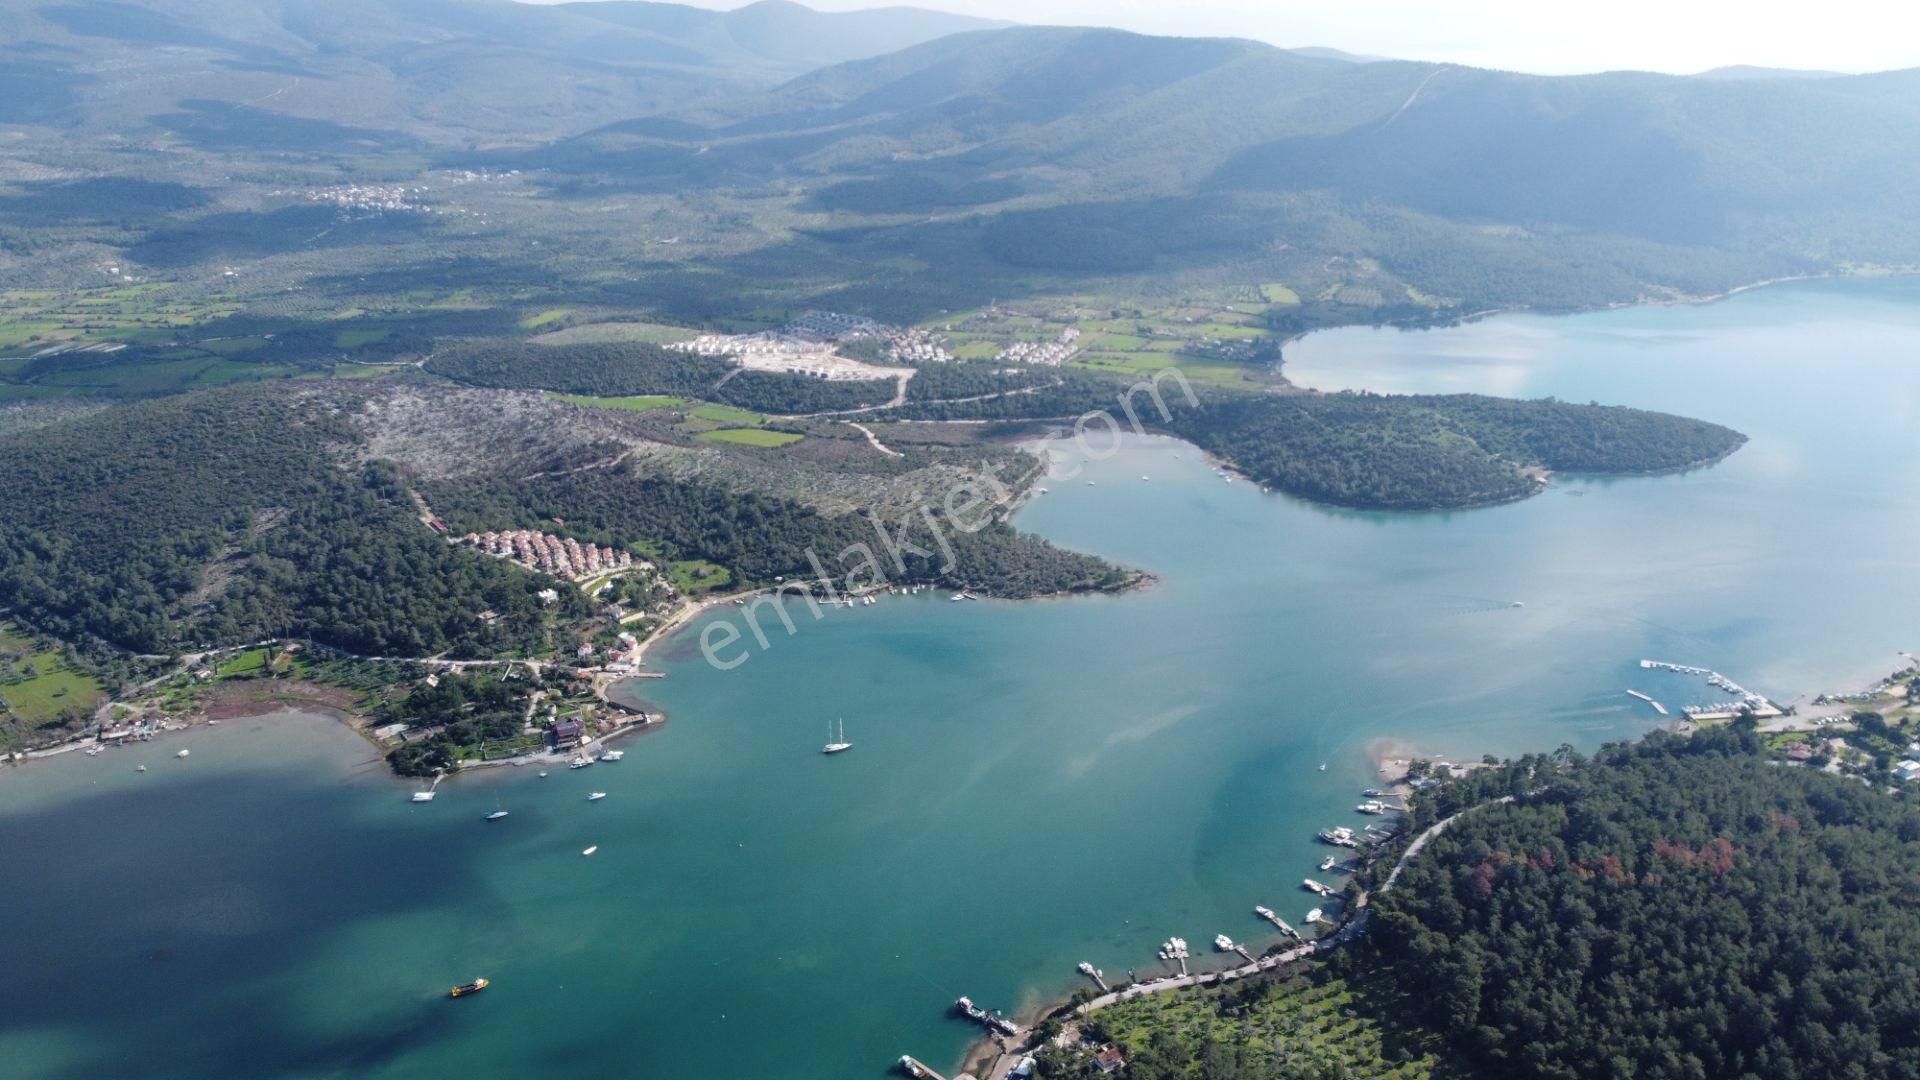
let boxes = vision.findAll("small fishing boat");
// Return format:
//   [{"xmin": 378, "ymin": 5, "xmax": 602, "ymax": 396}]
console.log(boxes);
[
  {"xmin": 176, "ymin": 749, "xmax": 190, "ymax": 759},
  {"xmin": 598, "ymin": 749, "xmax": 624, "ymax": 762},
  {"xmin": 581, "ymin": 845, "xmax": 598, "ymax": 856},
  {"xmin": 485, "ymin": 810, "xmax": 509, "ymax": 821},
  {"xmin": 449, "ymin": 978, "xmax": 489, "ymax": 998},
  {"xmin": 411, "ymin": 791, "xmax": 436, "ymax": 803},
  {"xmin": 587, "ymin": 792, "xmax": 606, "ymax": 802},
  {"xmin": 537, "ymin": 771, "xmax": 548, "ymax": 778},
  {"xmin": 1320, "ymin": 856, "xmax": 1336, "ymax": 872},
  {"xmin": 136, "ymin": 764, "xmax": 147, "ymax": 773}
]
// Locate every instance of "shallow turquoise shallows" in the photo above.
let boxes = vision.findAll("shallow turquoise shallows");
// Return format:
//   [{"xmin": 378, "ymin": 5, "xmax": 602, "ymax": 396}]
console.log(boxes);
[{"xmin": 4, "ymin": 279, "xmax": 1918, "ymax": 1079}]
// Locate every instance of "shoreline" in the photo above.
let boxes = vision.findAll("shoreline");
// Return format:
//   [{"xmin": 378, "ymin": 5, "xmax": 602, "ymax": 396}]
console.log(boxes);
[{"xmin": 950, "ymin": 645, "xmax": 1913, "ymax": 1078}]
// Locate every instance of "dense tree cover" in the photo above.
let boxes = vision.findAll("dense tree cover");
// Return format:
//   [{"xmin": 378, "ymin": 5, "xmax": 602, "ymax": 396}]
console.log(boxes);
[
  {"xmin": 904, "ymin": 359, "xmax": 1059, "ymax": 402},
  {"xmin": 983, "ymin": 212, "xmax": 1155, "ymax": 272},
  {"xmin": 425, "ymin": 339, "xmax": 894, "ymax": 413},
  {"xmin": 378, "ymin": 671, "xmax": 530, "ymax": 776},
  {"xmin": 1373, "ymin": 727, "xmax": 1920, "ymax": 1080},
  {"xmin": 1177, "ymin": 392, "xmax": 1745, "ymax": 511},
  {"xmin": 889, "ymin": 369, "xmax": 1745, "ymax": 510},
  {"xmin": 0, "ymin": 386, "xmax": 584, "ymax": 656},
  {"xmin": 423, "ymin": 459, "xmax": 1132, "ymax": 599},
  {"xmin": 1406, "ymin": 395, "xmax": 1748, "ymax": 475}
]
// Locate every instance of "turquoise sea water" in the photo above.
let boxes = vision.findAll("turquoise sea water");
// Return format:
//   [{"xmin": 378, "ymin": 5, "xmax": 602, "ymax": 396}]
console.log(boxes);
[{"xmin": 2, "ymin": 280, "xmax": 1917, "ymax": 1078}]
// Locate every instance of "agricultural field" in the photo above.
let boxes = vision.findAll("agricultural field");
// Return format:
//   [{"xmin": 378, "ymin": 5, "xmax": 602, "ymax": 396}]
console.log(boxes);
[
  {"xmin": 214, "ymin": 647, "xmax": 272, "ymax": 679},
  {"xmin": 696, "ymin": 428, "xmax": 804, "ymax": 448},
  {"xmin": 518, "ymin": 308, "xmax": 574, "ymax": 329},
  {"xmin": 551, "ymin": 393, "xmax": 685, "ymax": 412},
  {"xmin": 0, "ymin": 286, "xmax": 243, "ymax": 353},
  {"xmin": 0, "ymin": 624, "xmax": 106, "ymax": 741},
  {"xmin": 687, "ymin": 403, "xmax": 767, "ymax": 426},
  {"xmin": 1080, "ymin": 964, "xmax": 1472, "ymax": 1080},
  {"xmin": 919, "ymin": 294, "xmax": 1285, "ymax": 390},
  {"xmin": 531, "ymin": 321, "xmax": 702, "ymax": 346}
]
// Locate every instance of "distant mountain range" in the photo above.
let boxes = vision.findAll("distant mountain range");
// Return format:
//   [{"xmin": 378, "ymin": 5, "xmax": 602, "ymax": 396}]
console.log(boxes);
[
  {"xmin": 533, "ymin": 24, "xmax": 1920, "ymax": 262},
  {"xmin": 3, "ymin": 0, "xmax": 1917, "ymax": 316},
  {"xmin": 0, "ymin": 0, "xmax": 1004, "ymax": 140}
]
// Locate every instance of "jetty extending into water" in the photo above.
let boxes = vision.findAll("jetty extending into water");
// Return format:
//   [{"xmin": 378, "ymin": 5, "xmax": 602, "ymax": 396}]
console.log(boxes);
[
  {"xmin": 1255, "ymin": 905, "xmax": 1302, "ymax": 939},
  {"xmin": 954, "ymin": 996, "xmax": 1020, "ymax": 1037},
  {"xmin": 897, "ymin": 1054, "xmax": 949, "ymax": 1079}
]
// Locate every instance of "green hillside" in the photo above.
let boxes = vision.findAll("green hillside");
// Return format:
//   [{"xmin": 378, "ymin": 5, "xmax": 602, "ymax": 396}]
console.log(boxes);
[{"xmin": 1373, "ymin": 728, "xmax": 1920, "ymax": 1079}]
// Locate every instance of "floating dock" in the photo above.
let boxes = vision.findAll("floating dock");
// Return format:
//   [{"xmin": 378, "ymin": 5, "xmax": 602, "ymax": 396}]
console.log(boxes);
[
  {"xmin": 1641, "ymin": 660, "xmax": 1782, "ymax": 718},
  {"xmin": 1626, "ymin": 690, "xmax": 1671, "ymax": 716}
]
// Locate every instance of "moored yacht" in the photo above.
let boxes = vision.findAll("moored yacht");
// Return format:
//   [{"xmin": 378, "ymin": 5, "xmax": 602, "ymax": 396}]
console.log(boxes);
[{"xmin": 822, "ymin": 718, "xmax": 853, "ymax": 754}]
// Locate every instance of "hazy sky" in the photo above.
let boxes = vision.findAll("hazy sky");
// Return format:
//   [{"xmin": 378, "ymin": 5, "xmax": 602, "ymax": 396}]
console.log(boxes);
[{"xmin": 529, "ymin": 0, "xmax": 1920, "ymax": 75}]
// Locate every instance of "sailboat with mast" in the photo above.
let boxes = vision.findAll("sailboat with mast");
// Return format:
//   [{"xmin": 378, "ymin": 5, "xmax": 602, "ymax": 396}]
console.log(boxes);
[{"xmin": 821, "ymin": 718, "xmax": 853, "ymax": 755}]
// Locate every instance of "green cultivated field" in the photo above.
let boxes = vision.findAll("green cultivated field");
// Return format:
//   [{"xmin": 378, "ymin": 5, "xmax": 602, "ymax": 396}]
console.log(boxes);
[
  {"xmin": 215, "ymin": 648, "xmax": 271, "ymax": 678},
  {"xmin": 532, "ymin": 321, "xmax": 700, "ymax": 346},
  {"xmin": 0, "ymin": 625, "xmax": 106, "ymax": 735},
  {"xmin": 688, "ymin": 403, "xmax": 767, "ymax": 426},
  {"xmin": 551, "ymin": 393, "xmax": 685, "ymax": 412},
  {"xmin": 697, "ymin": 428, "xmax": 804, "ymax": 447}
]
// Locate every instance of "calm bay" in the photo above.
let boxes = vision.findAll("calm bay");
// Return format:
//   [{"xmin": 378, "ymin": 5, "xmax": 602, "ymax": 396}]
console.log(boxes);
[{"xmin": 3, "ymin": 279, "xmax": 1917, "ymax": 1078}]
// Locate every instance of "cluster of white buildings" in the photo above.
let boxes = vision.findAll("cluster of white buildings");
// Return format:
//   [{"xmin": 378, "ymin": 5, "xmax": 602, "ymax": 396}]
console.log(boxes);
[
  {"xmin": 288, "ymin": 184, "xmax": 431, "ymax": 214},
  {"xmin": 462, "ymin": 530, "xmax": 637, "ymax": 581},
  {"xmin": 883, "ymin": 327, "xmax": 951, "ymax": 363},
  {"xmin": 995, "ymin": 329, "xmax": 1081, "ymax": 366},
  {"xmin": 669, "ymin": 332, "xmax": 887, "ymax": 381},
  {"xmin": 668, "ymin": 310, "xmax": 947, "ymax": 377}
]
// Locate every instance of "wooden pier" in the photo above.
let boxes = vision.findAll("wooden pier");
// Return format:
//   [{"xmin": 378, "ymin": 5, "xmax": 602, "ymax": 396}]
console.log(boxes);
[{"xmin": 1256, "ymin": 906, "xmax": 1302, "ymax": 939}]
